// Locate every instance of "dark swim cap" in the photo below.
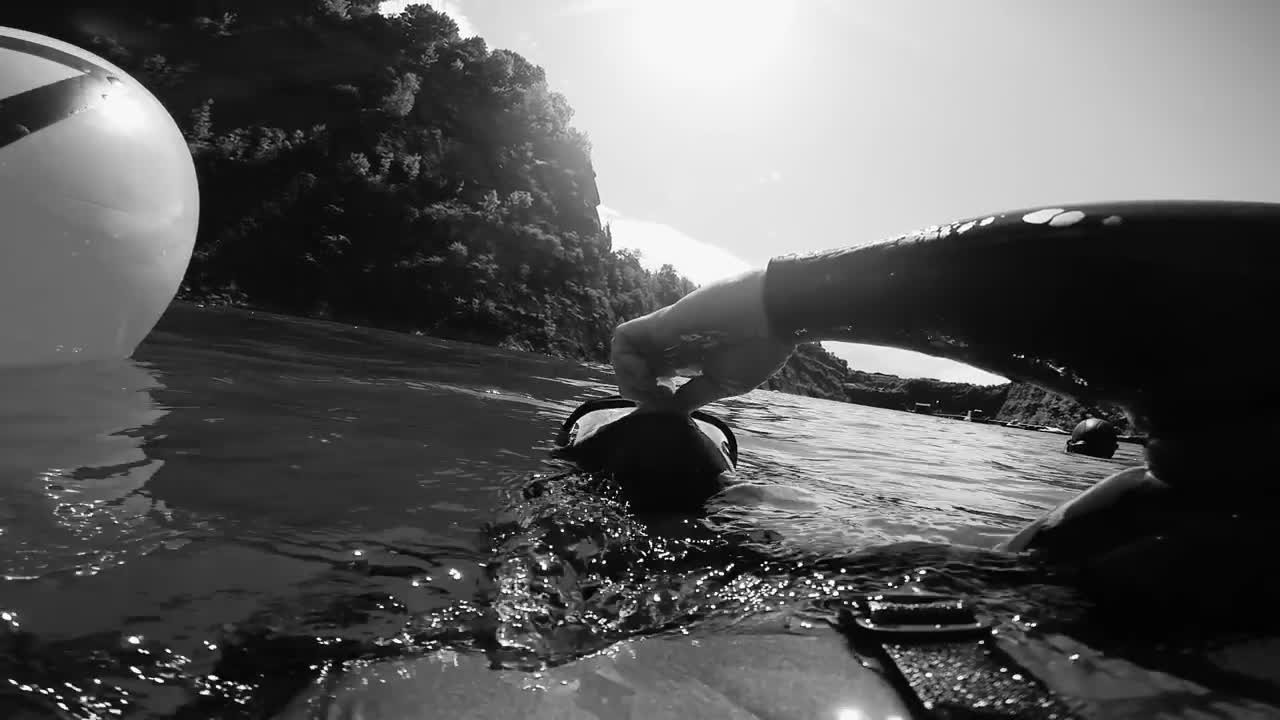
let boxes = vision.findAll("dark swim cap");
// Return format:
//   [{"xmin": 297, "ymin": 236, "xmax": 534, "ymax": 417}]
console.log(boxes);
[
  {"xmin": 553, "ymin": 396, "xmax": 737, "ymax": 512},
  {"xmin": 1066, "ymin": 418, "xmax": 1119, "ymax": 459}
]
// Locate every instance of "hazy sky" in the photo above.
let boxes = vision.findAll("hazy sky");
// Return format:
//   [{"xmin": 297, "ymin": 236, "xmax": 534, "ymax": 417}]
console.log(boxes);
[{"xmin": 384, "ymin": 0, "xmax": 1280, "ymax": 384}]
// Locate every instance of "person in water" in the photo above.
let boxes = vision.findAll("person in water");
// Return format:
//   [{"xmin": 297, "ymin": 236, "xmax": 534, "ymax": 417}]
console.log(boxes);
[{"xmin": 608, "ymin": 201, "xmax": 1280, "ymax": 616}]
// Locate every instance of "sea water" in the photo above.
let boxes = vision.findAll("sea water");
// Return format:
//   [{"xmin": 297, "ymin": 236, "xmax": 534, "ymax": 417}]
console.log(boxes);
[{"xmin": 2, "ymin": 304, "xmax": 1273, "ymax": 719}]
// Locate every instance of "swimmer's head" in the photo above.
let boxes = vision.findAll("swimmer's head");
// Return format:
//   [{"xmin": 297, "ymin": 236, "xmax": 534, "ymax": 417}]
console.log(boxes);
[
  {"xmin": 1066, "ymin": 417, "xmax": 1119, "ymax": 459},
  {"xmin": 554, "ymin": 397, "xmax": 736, "ymax": 512}
]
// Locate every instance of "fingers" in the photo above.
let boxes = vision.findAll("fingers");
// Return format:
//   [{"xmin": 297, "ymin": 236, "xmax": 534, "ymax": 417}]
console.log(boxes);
[
  {"xmin": 672, "ymin": 337, "xmax": 797, "ymax": 413},
  {"xmin": 611, "ymin": 319, "xmax": 672, "ymax": 406},
  {"xmin": 609, "ymin": 283, "xmax": 791, "ymax": 415},
  {"xmin": 671, "ymin": 375, "xmax": 733, "ymax": 414}
]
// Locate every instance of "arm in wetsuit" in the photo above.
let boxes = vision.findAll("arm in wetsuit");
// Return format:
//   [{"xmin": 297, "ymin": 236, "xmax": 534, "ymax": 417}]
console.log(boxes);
[{"xmin": 611, "ymin": 201, "xmax": 1280, "ymax": 550}]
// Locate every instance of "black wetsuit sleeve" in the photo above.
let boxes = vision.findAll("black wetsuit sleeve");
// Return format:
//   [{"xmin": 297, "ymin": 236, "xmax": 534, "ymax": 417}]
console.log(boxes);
[
  {"xmin": 758, "ymin": 202, "xmax": 1280, "ymax": 483},
  {"xmin": 761, "ymin": 209, "xmax": 1136, "ymax": 393}
]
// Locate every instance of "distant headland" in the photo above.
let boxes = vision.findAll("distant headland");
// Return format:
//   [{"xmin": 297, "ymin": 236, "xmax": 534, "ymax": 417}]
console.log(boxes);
[{"xmin": 765, "ymin": 343, "xmax": 1132, "ymax": 435}]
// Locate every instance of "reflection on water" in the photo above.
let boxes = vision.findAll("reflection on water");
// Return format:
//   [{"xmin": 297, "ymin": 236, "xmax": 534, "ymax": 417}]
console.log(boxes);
[
  {"xmin": 0, "ymin": 361, "xmax": 171, "ymax": 582},
  {"xmin": 1, "ymin": 304, "xmax": 1275, "ymax": 718}
]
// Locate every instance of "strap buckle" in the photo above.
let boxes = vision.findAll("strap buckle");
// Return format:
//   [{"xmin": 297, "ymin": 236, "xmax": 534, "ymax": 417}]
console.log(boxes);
[{"xmin": 845, "ymin": 591, "xmax": 993, "ymax": 641}]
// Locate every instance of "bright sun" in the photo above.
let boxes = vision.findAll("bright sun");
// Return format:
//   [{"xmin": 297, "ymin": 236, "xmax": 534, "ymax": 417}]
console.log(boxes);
[{"xmin": 619, "ymin": 0, "xmax": 799, "ymax": 90}]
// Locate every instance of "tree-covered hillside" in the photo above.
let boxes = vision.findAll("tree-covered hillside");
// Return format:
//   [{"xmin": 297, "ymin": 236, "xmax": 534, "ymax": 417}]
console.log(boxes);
[
  {"xmin": 842, "ymin": 370, "xmax": 1010, "ymax": 417},
  {"xmin": 995, "ymin": 383, "xmax": 1129, "ymax": 432},
  {"xmin": 10, "ymin": 1, "xmax": 699, "ymax": 358},
  {"xmin": 7, "ymin": 2, "xmax": 1123, "ymax": 424}
]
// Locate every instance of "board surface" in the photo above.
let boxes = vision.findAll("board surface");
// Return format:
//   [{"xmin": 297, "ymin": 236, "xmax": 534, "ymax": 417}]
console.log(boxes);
[{"xmin": 281, "ymin": 627, "xmax": 914, "ymax": 720}]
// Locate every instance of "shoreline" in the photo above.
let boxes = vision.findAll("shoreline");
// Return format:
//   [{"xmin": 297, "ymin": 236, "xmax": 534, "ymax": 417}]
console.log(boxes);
[
  {"xmin": 169, "ymin": 294, "xmax": 1134, "ymax": 440},
  {"xmin": 171, "ymin": 291, "xmax": 589, "ymax": 361}
]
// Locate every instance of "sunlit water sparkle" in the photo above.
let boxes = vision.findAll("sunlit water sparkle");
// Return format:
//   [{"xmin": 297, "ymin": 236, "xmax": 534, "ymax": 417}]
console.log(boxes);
[{"xmin": 2, "ymin": 304, "xmax": 1275, "ymax": 719}]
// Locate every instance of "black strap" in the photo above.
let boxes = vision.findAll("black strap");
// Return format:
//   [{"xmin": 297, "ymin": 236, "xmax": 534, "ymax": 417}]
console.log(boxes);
[
  {"xmin": 843, "ymin": 593, "xmax": 1082, "ymax": 719},
  {"xmin": 557, "ymin": 395, "xmax": 738, "ymax": 465}
]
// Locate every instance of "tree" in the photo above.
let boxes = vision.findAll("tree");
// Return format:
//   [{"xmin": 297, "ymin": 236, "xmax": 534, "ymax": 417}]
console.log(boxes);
[{"xmin": 27, "ymin": 1, "xmax": 704, "ymax": 361}]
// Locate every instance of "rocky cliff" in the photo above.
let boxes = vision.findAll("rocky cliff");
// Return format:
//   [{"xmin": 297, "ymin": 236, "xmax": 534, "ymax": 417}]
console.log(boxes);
[
  {"xmin": 843, "ymin": 370, "xmax": 1009, "ymax": 416},
  {"xmin": 764, "ymin": 343, "xmax": 851, "ymax": 399},
  {"xmin": 764, "ymin": 343, "xmax": 1128, "ymax": 432},
  {"xmin": 994, "ymin": 383, "xmax": 1130, "ymax": 432}
]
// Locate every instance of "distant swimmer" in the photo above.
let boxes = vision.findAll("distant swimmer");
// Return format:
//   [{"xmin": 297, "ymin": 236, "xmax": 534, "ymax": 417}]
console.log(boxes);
[
  {"xmin": 1065, "ymin": 417, "xmax": 1119, "ymax": 459},
  {"xmin": 609, "ymin": 200, "xmax": 1280, "ymax": 613}
]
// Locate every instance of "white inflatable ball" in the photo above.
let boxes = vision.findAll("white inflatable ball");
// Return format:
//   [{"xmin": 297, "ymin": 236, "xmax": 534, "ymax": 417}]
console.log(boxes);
[{"xmin": 0, "ymin": 27, "xmax": 198, "ymax": 370}]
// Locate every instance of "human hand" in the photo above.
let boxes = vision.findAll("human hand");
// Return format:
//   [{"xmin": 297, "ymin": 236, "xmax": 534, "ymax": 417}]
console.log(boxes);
[{"xmin": 610, "ymin": 269, "xmax": 797, "ymax": 414}]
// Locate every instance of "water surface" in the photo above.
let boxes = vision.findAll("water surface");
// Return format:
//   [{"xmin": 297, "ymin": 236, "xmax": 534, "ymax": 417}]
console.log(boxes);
[{"xmin": 3, "ymin": 304, "xmax": 1272, "ymax": 719}]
